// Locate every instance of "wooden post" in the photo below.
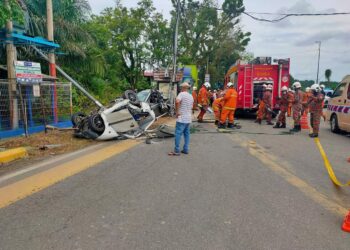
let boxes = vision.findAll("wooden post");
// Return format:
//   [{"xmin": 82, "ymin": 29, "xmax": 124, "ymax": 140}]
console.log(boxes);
[
  {"xmin": 47, "ymin": 0, "xmax": 58, "ymax": 123},
  {"xmin": 5, "ymin": 0, "xmax": 19, "ymax": 129}
]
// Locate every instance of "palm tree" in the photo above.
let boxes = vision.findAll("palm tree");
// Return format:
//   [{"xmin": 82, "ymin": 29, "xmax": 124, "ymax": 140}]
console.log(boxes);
[
  {"xmin": 325, "ymin": 69, "xmax": 332, "ymax": 82},
  {"xmin": 15, "ymin": 0, "xmax": 107, "ymax": 79}
]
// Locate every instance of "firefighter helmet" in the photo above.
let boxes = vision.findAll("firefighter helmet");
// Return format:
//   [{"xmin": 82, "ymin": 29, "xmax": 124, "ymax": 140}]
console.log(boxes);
[
  {"xmin": 311, "ymin": 84, "xmax": 320, "ymax": 92},
  {"xmin": 293, "ymin": 82, "xmax": 302, "ymax": 89},
  {"xmin": 204, "ymin": 82, "xmax": 211, "ymax": 88},
  {"xmin": 227, "ymin": 82, "xmax": 234, "ymax": 87},
  {"xmin": 281, "ymin": 86, "xmax": 288, "ymax": 91}
]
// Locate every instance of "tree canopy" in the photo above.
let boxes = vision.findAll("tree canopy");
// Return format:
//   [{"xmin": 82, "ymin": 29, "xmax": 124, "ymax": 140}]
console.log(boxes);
[
  {"xmin": 173, "ymin": 0, "xmax": 250, "ymax": 85},
  {"xmin": 1, "ymin": 0, "xmax": 251, "ymax": 106},
  {"xmin": 325, "ymin": 69, "xmax": 332, "ymax": 82}
]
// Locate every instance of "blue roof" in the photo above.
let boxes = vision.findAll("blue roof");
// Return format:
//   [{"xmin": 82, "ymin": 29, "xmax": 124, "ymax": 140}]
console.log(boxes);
[{"xmin": 0, "ymin": 30, "xmax": 60, "ymax": 49}]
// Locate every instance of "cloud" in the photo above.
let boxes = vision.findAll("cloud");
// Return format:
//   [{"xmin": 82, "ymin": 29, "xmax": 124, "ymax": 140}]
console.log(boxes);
[{"xmin": 295, "ymin": 30, "xmax": 350, "ymax": 46}]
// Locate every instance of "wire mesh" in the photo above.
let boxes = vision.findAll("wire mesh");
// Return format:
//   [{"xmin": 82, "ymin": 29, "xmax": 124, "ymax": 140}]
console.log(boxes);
[{"xmin": 0, "ymin": 80, "xmax": 72, "ymax": 132}]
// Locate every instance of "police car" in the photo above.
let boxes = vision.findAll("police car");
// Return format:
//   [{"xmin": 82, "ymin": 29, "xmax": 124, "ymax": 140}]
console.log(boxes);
[{"xmin": 326, "ymin": 75, "xmax": 350, "ymax": 133}]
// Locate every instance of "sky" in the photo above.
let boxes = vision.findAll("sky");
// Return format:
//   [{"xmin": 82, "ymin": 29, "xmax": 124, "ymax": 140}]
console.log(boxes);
[{"xmin": 88, "ymin": 0, "xmax": 350, "ymax": 82}]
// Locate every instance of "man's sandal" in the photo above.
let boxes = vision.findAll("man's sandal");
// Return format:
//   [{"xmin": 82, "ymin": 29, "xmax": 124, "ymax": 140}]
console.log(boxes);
[{"xmin": 168, "ymin": 152, "xmax": 180, "ymax": 156}]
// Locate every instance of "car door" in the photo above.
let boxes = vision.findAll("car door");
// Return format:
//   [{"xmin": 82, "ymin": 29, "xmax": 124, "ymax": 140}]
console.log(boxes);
[
  {"xmin": 331, "ymin": 83, "xmax": 347, "ymax": 129},
  {"xmin": 343, "ymin": 83, "xmax": 350, "ymax": 130}
]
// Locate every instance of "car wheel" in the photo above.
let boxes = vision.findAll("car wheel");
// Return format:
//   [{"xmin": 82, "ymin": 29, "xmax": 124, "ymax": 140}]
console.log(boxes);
[
  {"xmin": 88, "ymin": 114, "xmax": 105, "ymax": 133},
  {"xmin": 72, "ymin": 112, "xmax": 86, "ymax": 127},
  {"xmin": 124, "ymin": 90, "xmax": 140, "ymax": 106},
  {"xmin": 330, "ymin": 114, "xmax": 340, "ymax": 133}
]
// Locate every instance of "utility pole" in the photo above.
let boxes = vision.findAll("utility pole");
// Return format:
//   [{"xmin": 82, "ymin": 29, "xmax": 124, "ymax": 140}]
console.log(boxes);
[
  {"xmin": 315, "ymin": 41, "xmax": 321, "ymax": 84},
  {"xmin": 5, "ymin": 0, "xmax": 19, "ymax": 128},
  {"xmin": 47, "ymin": 0, "xmax": 58, "ymax": 123},
  {"xmin": 170, "ymin": 0, "xmax": 180, "ymax": 116}
]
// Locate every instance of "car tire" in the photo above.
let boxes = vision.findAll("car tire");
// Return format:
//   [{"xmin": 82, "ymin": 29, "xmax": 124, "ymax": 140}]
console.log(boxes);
[
  {"xmin": 124, "ymin": 90, "xmax": 140, "ymax": 106},
  {"xmin": 71, "ymin": 112, "xmax": 86, "ymax": 127},
  {"xmin": 88, "ymin": 114, "xmax": 105, "ymax": 133},
  {"xmin": 330, "ymin": 114, "xmax": 340, "ymax": 133}
]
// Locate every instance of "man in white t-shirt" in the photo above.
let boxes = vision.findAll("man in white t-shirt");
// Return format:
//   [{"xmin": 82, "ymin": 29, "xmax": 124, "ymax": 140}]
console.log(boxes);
[{"xmin": 169, "ymin": 82, "xmax": 194, "ymax": 156}]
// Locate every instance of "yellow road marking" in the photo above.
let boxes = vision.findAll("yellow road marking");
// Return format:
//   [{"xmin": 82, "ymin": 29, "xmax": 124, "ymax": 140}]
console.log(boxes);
[
  {"xmin": 228, "ymin": 135, "xmax": 348, "ymax": 216},
  {"xmin": 314, "ymin": 138, "xmax": 350, "ymax": 187},
  {"xmin": 0, "ymin": 140, "xmax": 139, "ymax": 209}
]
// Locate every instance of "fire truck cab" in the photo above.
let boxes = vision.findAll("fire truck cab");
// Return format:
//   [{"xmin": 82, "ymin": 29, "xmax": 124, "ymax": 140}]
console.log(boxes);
[{"xmin": 224, "ymin": 57, "xmax": 290, "ymax": 114}]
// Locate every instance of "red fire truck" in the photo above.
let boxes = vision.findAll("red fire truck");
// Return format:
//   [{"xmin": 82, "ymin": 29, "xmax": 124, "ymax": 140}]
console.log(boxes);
[{"xmin": 224, "ymin": 57, "xmax": 290, "ymax": 114}]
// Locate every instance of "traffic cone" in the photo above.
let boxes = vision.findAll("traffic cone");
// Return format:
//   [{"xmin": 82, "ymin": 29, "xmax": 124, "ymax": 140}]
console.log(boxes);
[
  {"xmin": 342, "ymin": 210, "xmax": 350, "ymax": 233},
  {"xmin": 300, "ymin": 112, "xmax": 309, "ymax": 130}
]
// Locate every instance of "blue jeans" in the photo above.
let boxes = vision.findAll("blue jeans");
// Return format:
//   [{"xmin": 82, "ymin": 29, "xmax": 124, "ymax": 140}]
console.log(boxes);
[{"xmin": 174, "ymin": 122, "xmax": 191, "ymax": 153}]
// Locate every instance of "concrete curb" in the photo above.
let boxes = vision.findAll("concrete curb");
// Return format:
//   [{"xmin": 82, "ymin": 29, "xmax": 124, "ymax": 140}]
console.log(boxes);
[{"xmin": 0, "ymin": 148, "xmax": 28, "ymax": 164}]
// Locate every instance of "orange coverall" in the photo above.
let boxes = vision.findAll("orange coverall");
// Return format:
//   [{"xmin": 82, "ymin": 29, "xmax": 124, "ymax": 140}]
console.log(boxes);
[
  {"xmin": 197, "ymin": 86, "xmax": 209, "ymax": 121},
  {"xmin": 220, "ymin": 88, "xmax": 238, "ymax": 124},
  {"xmin": 287, "ymin": 91, "xmax": 294, "ymax": 117},
  {"xmin": 212, "ymin": 97, "xmax": 223, "ymax": 122},
  {"xmin": 256, "ymin": 99, "xmax": 265, "ymax": 121},
  {"xmin": 192, "ymin": 90, "xmax": 198, "ymax": 111},
  {"xmin": 301, "ymin": 91, "xmax": 311, "ymax": 115}
]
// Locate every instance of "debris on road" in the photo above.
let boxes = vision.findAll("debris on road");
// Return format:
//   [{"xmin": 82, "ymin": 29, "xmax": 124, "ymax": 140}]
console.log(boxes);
[{"xmin": 39, "ymin": 144, "xmax": 63, "ymax": 150}]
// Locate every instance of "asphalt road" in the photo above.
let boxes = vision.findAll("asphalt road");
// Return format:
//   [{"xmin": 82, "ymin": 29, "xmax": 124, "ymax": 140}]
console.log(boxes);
[{"xmin": 0, "ymin": 116, "xmax": 349, "ymax": 250}]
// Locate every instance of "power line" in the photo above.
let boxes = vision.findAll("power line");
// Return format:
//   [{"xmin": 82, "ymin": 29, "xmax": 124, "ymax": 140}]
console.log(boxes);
[{"xmin": 242, "ymin": 12, "xmax": 350, "ymax": 23}]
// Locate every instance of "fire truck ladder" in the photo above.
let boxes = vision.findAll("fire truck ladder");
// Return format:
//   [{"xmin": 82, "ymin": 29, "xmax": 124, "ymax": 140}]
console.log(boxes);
[{"xmin": 243, "ymin": 64, "xmax": 253, "ymax": 109}]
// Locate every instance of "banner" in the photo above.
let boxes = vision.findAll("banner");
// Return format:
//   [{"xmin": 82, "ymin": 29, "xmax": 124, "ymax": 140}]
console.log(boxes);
[{"xmin": 15, "ymin": 61, "xmax": 42, "ymax": 83}]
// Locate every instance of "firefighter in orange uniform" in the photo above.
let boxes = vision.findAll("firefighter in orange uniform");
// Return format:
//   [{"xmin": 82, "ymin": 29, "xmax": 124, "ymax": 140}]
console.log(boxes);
[
  {"xmin": 212, "ymin": 93, "xmax": 224, "ymax": 125},
  {"xmin": 290, "ymin": 82, "xmax": 304, "ymax": 132},
  {"xmin": 255, "ymin": 84, "xmax": 267, "ymax": 124},
  {"xmin": 263, "ymin": 84, "xmax": 274, "ymax": 125},
  {"xmin": 197, "ymin": 82, "xmax": 211, "ymax": 122},
  {"xmin": 218, "ymin": 82, "xmax": 238, "ymax": 129},
  {"xmin": 301, "ymin": 87, "xmax": 311, "ymax": 115},
  {"xmin": 274, "ymin": 86, "xmax": 289, "ymax": 128},
  {"xmin": 192, "ymin": 86, "xmax": 198, "ymax": 113},
  {"xmin": 308, "ymin": 84, "xmax": 325, "ymax": 138},
  {"xmin": 287, "ymin": 88, "xmax": 294, "ymax": 117}
]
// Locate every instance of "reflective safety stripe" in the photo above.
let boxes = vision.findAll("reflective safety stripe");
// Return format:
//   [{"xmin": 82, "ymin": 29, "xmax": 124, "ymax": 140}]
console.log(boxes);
[{"xmin": 223, "ymin": 107, "xmax": 236, "ymax": 110}]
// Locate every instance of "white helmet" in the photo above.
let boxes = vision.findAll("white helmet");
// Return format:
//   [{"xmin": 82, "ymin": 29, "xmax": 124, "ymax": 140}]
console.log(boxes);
[
  {"xmin": 204, "ymin": 82, "xmax": 211, "ymax": 88},
  {"xmin": 305, "ymin": 87, "xmax": 311, "ymax": 92},
  {"xmin": 281, "ymin": 86, "xmax": 288, "ymax": 91},
  {"xmin": 193, "ymin": 86, "xmax": 197, "ymax": 90},
  {"xmin": 227, "ymin": 82, "xmax": 234, "ymax": 87},
  {"xmin": 311, "ymin": 84, "xmax": 320, "ymax": 92},
  {"xmin": 320, "ymin": 84, "xmax": 325, "ymax": 89},
  {"xmin": 262, "ymin": 84, "xmax": 267, "ymax": 88},
  {"xmin": 266, "ymin": 84, "xmax": 273, "ymax": 90},
  {"xmin": 293, "ymin": 82, "xmax": 301, "ymax": 89}
]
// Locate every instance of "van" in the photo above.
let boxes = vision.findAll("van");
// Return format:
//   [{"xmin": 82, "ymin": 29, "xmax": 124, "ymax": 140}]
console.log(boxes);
[{"xmin": 326, "ymin": 75, "xmax": 350, "ymax": 133}]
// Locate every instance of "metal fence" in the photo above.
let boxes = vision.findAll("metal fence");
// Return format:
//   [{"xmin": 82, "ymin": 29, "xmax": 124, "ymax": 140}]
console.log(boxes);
[{"xmin": 0, "ymin": 80, "xmax": 72, "ymax": 136}]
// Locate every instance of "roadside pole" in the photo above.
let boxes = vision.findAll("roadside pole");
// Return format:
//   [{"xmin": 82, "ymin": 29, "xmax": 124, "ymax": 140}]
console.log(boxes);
[
  {"xmin": 170, "ymin": 0, "xmax": 180, "ymax": 116},
  {"xmin": 47, "ymin": 0, "xmax": 58, "ymax": 123},
  {"xmin": 5, "ymin": 0, "xmax": 19, "ymax": 129},
  {"xmin": 315, "ymin": 41, "xmax": 321, "ymax": 84}
]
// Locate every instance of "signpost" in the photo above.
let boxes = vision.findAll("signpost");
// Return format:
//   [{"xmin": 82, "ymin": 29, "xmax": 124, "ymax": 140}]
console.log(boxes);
[
  {"xmin": 14, "ymin": 61, "xmax": 43, "ymax": 136},
  {"xmin": 15, "ymin": 61, "xmax": 43, "ymax": 83}
]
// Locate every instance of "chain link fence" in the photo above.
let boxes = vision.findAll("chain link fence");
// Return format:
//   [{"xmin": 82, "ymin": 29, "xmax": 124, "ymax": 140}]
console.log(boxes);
[{"xmin": 0, "ymin": 80, "xmax": 72, "ymax": 137}]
